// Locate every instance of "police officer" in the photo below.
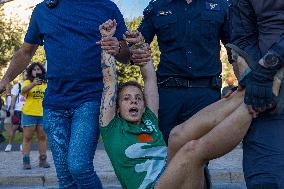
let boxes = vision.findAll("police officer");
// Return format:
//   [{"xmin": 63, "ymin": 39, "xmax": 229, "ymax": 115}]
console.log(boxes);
[
  {"xmin": 230, "ymin": 0, "xmax": 284, "ymax": 188},
  {"xmin": 130, "ymin": 0, "xmax": 231, "ymax": 188}
]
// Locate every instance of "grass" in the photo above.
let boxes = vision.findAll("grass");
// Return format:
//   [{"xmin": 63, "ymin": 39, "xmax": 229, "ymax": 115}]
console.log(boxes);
[{"xmin": 2, "ymin": 129, "xmax": 38, "ymax": 144}]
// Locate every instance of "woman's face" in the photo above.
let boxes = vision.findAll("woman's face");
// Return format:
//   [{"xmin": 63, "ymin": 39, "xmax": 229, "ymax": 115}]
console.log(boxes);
[
  {"xmin": 118, "ymin": 86, "xmax": 145, "ymax": 124},
  {"xmin": 23, "ymin": 71, "xmax": 28, "ymax": 80},
  {"xmin": 31, "ymin": 65, "xmax": 42, "ymax": 78}
]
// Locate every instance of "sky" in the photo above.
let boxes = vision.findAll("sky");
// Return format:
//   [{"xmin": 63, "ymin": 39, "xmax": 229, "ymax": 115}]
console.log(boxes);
[
  {"xmin": 113, "ymin": 0, "xmax": 150, "ymax": 20},
  {"xmin": 2, "ymin": 0, "xmax": 150, "ymax": 24}
]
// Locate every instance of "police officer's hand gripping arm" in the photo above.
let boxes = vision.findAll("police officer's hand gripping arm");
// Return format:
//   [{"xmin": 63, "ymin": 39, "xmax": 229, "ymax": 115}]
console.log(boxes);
[
  {"xmin": 230, "ymin": 0, "xmax": 284, "ymax": 115},
  {"xmin": 96, "ymin": 19, "xmax": 130, "ymax": 64},
  {"xmin": 242, "ymin": 36, "xmax": 284, "ymax": 115}
]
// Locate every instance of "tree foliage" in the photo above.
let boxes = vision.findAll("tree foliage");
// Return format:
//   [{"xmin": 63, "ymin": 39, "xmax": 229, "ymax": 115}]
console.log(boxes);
[{"xmin": 0, "ymin": 6, "xmax": 22, "ymax": 68}]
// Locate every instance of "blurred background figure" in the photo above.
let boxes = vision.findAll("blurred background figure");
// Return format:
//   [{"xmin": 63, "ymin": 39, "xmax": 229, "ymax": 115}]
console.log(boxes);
[
  {"xmin": 221, "ymin": 76, "xmax": 236, "ymax": 98},
  {"xmin": 0, "ymin": 98, "xmax": 6, "ymax": 143},
  {"xmin": 5, "ymin": 70, "xmax": 27, "ymax": 152},
  {"xmin": 5, "ymin": 84, "xmax": 11, "ymax": 118},
  {"xmin": 21, "ymin": 62, "xmax": 49, "ymax": 170}
]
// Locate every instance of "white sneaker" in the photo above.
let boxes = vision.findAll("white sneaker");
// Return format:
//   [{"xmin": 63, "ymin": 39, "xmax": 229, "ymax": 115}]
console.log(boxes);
[
  {"xmin": 5, "ymin": 144, "xmax": 12, "ymax": 152},
  {"xmin": 20, "ymin": 144, "xmax": 23, "ymax": 152}
]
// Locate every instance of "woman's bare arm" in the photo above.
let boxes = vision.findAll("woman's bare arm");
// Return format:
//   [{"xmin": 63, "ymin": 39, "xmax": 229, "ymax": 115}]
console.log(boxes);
[{"xmin": 99, "ymin": 20, "xmax": 118, "ymax": 127}]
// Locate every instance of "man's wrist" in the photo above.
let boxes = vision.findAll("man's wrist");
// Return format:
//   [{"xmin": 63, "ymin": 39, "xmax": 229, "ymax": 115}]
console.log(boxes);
[{"xmin": 262, "ymin": 51, "xmax": 281, "ymax": 69}]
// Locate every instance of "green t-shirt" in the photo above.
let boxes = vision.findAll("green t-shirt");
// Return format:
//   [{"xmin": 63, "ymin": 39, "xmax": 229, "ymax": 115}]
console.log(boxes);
[{"xmin": 100, "ymin": 107, "xmax": 167, "ymax": 189}]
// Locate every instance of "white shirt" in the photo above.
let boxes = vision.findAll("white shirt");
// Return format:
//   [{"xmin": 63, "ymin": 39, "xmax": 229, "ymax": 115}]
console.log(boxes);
[{"xmin": 11, "ymin": 82, "xmax": 26, "ymax": 111}]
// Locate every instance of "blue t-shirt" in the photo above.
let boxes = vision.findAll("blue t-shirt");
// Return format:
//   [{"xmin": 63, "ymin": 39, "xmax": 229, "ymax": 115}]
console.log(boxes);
[{"xmin": 25, "ymin": 0, "xmax": 127, "ymax": 109}]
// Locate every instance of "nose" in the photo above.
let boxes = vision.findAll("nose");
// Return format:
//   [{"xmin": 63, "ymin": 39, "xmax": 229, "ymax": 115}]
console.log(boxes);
[{"xmin": 130, "ymin": 98, "xmax": 138, "ymax": 104}]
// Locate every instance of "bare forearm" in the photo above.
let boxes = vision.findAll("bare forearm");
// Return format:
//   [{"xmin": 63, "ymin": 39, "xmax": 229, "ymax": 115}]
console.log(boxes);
[
  {"xmin": 22, "ymin": 83, "xmax": 36, "ymax": 94},
  {"xmin": 140, "ymin": 61, "xmax": 159, "ymax": 116}
]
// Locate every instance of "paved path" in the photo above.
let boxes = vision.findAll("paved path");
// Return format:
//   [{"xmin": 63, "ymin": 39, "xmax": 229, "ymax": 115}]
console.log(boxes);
[{"xmin": 0, "ymin": 143, "xmax": 246, "ymax": 188}]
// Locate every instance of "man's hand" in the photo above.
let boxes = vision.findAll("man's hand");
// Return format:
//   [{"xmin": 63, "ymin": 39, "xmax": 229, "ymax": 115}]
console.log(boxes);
[
  {"xmin": 124, "ymin": 30, "xmax": 144, "ymax": 45},
  {"xmin": 124, "ymin": 31, "xmax": 151, "ymax": 66},
  {"xmin": 242, "ymin": 59, "xmax": 278, "ymax": 117},
  {"xmin": 96, "ymin": 19, "xmax": 120, "ymax": 56}
]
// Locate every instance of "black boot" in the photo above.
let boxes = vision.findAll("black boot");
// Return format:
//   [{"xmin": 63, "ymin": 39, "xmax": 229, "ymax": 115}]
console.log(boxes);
[{"xmin": 39, "ymin": 155, "xmax": 50, "ymax": 168}]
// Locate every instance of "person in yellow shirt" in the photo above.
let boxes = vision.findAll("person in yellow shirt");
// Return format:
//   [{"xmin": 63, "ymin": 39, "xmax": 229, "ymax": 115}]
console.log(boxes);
[{"xmin": 21, "ymin": 62, "xmax": 49, "ymax": 170}]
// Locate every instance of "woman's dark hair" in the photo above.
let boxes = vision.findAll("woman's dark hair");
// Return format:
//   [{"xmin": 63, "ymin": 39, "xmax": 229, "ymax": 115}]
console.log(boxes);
[
  {"xmin": 26, "ymin": 62, "xmax": 46, "ymax": 82},
  {"xmin": 116, "ymin": 80, "xmax": 146, "ymax": 108}
]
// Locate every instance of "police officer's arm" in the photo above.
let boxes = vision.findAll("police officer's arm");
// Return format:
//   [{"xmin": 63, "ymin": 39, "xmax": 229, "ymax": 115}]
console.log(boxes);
[
  {"xmin": 128, "ymin": 2, "xmax": 156, "ymax": 65},
  {"xmin": 97, "ymin": 36, "xmax": 130, "ymax": 64},
  {"xmin": 231, "ymin": 0, "xmax": 279, "ymax": 114},
  {"xmin": 265, "ymin": 33, "xmax": 284, "ymax": 68},
  {"xmin": 140, "ymin": 55, "xmax": 158, "ymax": 117},
  {"xmin": 0, "ymin": 43, "xmax": 38, "ymax": 94},
  {"xmin": 230, "ymin": 0, "xmax": 260, "ymax": 60}
]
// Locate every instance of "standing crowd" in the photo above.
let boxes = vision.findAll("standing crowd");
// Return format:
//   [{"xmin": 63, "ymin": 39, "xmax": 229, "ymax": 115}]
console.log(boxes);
[
  {"xmin": 1, "ymin": 63, "xmax": 50, "ymax": 170},
  {"xmin": 0, "ymin": 0, "xmax": 283, "ymax": 188}
]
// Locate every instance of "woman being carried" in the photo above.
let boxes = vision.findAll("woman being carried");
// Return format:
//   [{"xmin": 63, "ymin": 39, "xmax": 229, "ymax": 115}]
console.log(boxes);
[{"xmin": 98, "ymin": 20, "xmax": 282, "ymax": 189}]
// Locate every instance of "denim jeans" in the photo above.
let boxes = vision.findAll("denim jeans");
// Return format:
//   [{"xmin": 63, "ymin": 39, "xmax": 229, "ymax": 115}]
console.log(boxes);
[{"xmin": 43, "ymin": 101, "xmax": 103, "ymax": 189}]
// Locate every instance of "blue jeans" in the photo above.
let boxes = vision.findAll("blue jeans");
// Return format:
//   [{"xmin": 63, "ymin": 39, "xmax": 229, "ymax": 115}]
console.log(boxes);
[{"xmin": 43, "ymin": 101, "xmax": 103, "ymax": 189}]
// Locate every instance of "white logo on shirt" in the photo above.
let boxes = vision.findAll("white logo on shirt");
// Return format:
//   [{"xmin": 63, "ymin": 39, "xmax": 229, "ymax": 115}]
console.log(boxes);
[{"xmin": 125, "ymin": 143, "xmax": 167, "ymax": 189}]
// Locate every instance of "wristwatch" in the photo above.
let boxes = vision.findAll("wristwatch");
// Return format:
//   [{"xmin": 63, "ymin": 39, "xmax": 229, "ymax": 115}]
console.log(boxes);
[{"xmin": 263, "ymin": 52, "xmax": 280, "ymax": 69}]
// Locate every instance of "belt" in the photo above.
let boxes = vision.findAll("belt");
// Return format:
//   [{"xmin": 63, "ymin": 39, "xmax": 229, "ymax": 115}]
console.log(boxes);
[{"xmin": 157, "ymin": 77, "xmax": 221, "ymax": 88}]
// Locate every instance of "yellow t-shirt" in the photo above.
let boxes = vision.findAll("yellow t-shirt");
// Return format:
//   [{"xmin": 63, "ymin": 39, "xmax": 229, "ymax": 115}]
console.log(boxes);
[{"xmin": 21, "ymin": 80, "xmax": 47, "ymax": 116}]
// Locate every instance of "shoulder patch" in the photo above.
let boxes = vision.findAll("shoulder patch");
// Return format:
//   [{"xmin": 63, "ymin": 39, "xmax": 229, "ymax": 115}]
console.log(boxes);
[
  {"xmin": 206, "ymin": 1, "xmax": 221, "ymax": 11},
  {"xmin": 143, "ymin": 0, "xmax": 155, "ymax": 18}
]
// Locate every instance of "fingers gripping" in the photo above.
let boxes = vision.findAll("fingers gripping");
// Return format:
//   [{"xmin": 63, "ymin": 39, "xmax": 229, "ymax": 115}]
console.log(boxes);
[{"xmin": 99, "ymin": 19, "xmax": 117, "ymax": 37}]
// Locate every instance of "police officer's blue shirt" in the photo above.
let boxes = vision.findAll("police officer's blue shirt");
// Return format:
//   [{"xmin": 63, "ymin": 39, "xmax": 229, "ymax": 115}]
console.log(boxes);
[
  {"xmin": 138, "ymin": 0, "xmax": 230, "ymax": 79},
  {"xmin": 25, "ymin": 0, "xmax": 127, "ymax": 109}
]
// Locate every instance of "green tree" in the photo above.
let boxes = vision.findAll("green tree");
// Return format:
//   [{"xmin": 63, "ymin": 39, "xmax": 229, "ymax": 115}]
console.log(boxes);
[
  {"xmin": 32, "ymin": 46, "xmax": 46, "ymax": 64},
  {"xmin": 0, "ymin": 5, "xmax": 22, "ymax": 69}
]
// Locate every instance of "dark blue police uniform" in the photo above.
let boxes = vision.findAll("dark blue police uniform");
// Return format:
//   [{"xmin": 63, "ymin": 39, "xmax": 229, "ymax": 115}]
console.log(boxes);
[
  {"xmin": 138, "ymin": 0, "xmax": 231, "ymax": 187},
  {"xmin": 138, "ymin": 0, "xmax": 230, "ymax": 143},
  {"xmin": 231, "ymin": 0, "xmax": 284, "ymax": 188}
]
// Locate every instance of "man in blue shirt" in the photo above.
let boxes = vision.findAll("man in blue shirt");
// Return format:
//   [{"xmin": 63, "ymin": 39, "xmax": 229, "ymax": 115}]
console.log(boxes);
[
  {"xmin": 129, "ymin": 0, "xmax": 231, "ymax": 187},
  {"xmin": 0, "ymin": 0, "xmax": 129, "ymax": 188}
]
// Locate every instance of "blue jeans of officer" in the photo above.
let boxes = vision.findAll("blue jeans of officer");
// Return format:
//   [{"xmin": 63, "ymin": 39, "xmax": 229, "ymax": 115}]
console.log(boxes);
[
  {"xmin": 243, "ymin": 111, "xmax": 284, "ymax": 189},
  {"xmin": 43, "ymin": 101, "xmax": 103, "ymax": 189}
]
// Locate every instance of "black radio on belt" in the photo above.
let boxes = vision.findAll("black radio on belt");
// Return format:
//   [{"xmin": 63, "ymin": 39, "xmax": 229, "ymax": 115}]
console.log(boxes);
[{"xmin": 46, "ymin": 0, "xmax": 59, "ymax": 8}]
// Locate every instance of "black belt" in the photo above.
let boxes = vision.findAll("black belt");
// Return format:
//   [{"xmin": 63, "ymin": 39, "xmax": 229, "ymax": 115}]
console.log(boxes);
[{"xmin": 157, "ymin": 76, "xmax": 221, "ymax": 89}]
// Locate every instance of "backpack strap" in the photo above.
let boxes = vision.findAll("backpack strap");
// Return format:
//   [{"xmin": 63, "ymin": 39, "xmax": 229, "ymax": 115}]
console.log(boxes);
[{"xmin": 17, "ymin": 83, "xmax": 22, "ymax": 103}]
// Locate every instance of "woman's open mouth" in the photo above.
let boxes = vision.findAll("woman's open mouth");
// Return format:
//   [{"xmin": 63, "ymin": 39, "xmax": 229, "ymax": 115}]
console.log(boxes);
[{"xmin": 129, "ymin": 107, "xmax": 139, "ymax": 116}]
